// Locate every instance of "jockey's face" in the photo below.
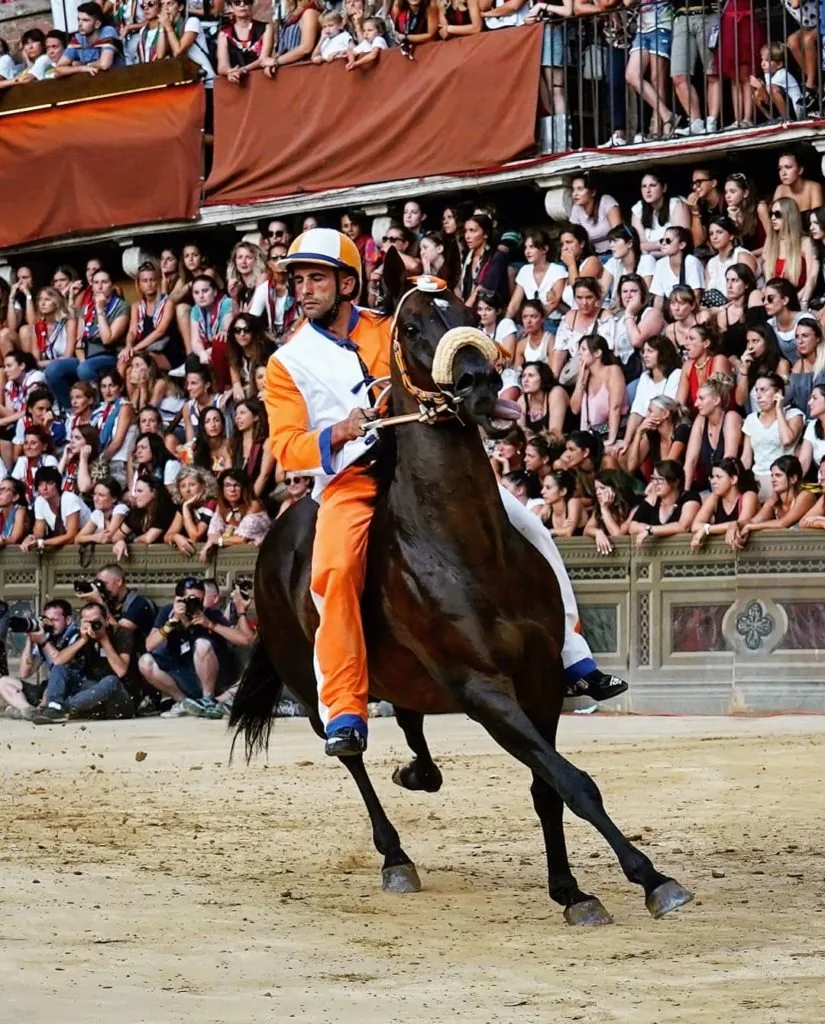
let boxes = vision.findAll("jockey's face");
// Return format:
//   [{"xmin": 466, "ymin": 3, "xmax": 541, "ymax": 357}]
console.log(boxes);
[{"xmin": 293, "ymin": 265, "xmax": 357, "ymax": 320}]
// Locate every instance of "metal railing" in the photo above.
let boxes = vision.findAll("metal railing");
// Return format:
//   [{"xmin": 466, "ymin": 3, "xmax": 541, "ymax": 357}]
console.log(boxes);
[{"xmin": 538, "ymin": 0, "xmax": 822, "ymax": 154}]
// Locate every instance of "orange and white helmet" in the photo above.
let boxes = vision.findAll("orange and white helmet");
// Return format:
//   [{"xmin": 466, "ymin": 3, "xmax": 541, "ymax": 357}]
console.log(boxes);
[{"xmin": 277, "ymin": 228, "xmax": 362, "ymax": 284}]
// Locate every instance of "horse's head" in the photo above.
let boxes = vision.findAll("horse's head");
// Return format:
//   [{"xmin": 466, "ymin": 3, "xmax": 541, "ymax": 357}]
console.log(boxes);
[{"xmin": 383, "ymin": 248, "xmax": 520, "ymax": 437}]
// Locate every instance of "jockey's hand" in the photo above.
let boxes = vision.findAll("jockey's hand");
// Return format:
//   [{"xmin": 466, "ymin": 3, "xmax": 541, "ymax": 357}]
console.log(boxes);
[{"xmin": 331, "ymin": 407, "xmax": 377, "ymax": 448}]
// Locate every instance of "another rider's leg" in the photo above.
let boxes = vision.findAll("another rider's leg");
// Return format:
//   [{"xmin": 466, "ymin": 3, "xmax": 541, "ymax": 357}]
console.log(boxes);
[
  {"xmin": 311, "ymin": 465, "xmax": 379, "ymax": 755},
  {"xmin": 498, "ymin": 485, "xmax": 628, "ymax": 701}
]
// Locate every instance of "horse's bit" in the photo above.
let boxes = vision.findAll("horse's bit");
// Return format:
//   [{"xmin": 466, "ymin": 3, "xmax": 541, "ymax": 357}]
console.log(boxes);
[{"xmin": 365, "ymin": 276, "xmax": 498, "ymax": 432}]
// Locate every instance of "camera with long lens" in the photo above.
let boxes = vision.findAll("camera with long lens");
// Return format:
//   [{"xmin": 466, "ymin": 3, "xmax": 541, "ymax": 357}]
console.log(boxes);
[
  {"xmin": 8, "ymin": 614, "xmax": 42, "ymax": 634},
  {"xmin": 74, "ymin": 578, "xmax": 112, "ymax": 608}
]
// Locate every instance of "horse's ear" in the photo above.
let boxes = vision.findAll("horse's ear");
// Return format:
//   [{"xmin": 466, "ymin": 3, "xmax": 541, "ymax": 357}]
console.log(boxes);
[{"xmin": 381, "ymin": 245, "xmax": 409, "ymax": 310}]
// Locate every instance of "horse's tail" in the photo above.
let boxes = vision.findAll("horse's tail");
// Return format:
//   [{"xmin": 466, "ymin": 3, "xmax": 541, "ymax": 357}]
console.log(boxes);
[{"xmin": 229, "ymin": 640, "xmax": 284, "ymax": 763}]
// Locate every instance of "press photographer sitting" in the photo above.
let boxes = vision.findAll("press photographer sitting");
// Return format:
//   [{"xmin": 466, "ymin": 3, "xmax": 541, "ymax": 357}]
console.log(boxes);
[
  {"xmin": 139, "ymin": 576, "xmax": 252, "ymax": 720},
  {"xmin": 0, "ymin": 600, "xmax": 78, "ymax": 721},
  {"xmin": 31, "ymin": 603, "xmax": 134, "ymax": 724}
]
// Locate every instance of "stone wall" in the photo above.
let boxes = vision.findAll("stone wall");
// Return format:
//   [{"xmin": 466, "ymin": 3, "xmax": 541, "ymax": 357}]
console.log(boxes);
[
  {"xmin": 0, "ymin": 0, "xmax": 52, "ymax": 58},
  {"xmin": 3, "ymin": 534, "xmax": 825, "ymax": 714}
]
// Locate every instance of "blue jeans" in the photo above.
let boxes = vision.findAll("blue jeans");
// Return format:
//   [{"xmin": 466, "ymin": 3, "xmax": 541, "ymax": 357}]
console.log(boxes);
[
  {"xmin": 44, "ymin": 357, "xmax": 79, "ymax": 411},
  {"xmin": 78, "ymin": 354, "xmax": 118, "ymax": 383},
  {"xmin": 44, "ymin": 662, "xmax": 132, "ymax": 717}
]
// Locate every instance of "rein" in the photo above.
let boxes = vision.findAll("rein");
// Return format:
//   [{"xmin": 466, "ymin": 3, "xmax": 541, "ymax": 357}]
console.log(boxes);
[{"xmin": 367, "ymin": 277, "xmax": 497, "ymax": 432}]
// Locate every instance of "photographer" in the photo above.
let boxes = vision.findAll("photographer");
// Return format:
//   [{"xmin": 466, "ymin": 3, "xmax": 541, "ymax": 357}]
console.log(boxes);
[
  {"xmin": 31, "ymin": 603, "xmax": 134, "ymax": 724},
  {"xmin": 0, "ymin": 600, "xmax": 77, "ymax": 721},
  {"xmin": 139, "ymin": 576, "xmax": 252, "ymax": 719},
  {"xmin": 74, "ymin": 564, "xmax": 156, "ymax": 647}
]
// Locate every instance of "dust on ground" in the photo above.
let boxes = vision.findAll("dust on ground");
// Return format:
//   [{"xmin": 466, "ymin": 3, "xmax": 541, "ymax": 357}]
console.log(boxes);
[{"xmin": 1, "ymin": 713, "xmax": 824, "ymax": 1023}]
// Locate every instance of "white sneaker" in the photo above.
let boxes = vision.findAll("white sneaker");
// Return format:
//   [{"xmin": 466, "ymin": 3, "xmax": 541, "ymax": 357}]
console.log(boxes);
[
  {"xmin": 598, "ymin": 131, "xmax": 628, "ymax": 149},
  {"xmin": 160, "ymin": 702, "xmax": 188, "ymax": 718},
  {"xmin": 675, "ymin": 118, "xmax": 706, "ymax": 137},
  {"xmin": 705, "ymin": 117, "xmax": 718, "ymax": 133},
  {"xmin": 632, "ymin": 133, "xmax": 645, "ymax": 144}
]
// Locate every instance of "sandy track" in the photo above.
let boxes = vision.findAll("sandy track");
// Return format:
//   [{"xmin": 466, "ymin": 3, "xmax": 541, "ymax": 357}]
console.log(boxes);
[{"xmin": 1, "ymin": 713, "xmax": 824, "ymax": 1023}]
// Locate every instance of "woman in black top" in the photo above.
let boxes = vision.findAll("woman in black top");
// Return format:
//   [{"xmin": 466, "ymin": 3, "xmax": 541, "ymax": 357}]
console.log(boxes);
[
  {"xmin": 629, "ymin": 459, "xmax": 701, "ymax": 547},
  {"xmin": 691, "ymin": 456, "xmax": 760, "ymax": 550},
  {"xmin": 518, "ymin": 361, "xmax": 568, "ymax": 436},
  {"xmin": 460, "ymin": 215, "xmax": 510, "ymax": 308}
]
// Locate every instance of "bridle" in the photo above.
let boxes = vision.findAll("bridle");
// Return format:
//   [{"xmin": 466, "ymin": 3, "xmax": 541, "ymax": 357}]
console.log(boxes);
[{"xmin": 367, "ymin": 276, "xmax": 498, "ymax": 432}]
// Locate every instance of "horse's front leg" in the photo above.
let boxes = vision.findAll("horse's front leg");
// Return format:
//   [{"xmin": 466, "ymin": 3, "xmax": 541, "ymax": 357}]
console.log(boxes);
[
  {"xmin": 391, "ymin": 706, "xmax": 443, "ymax": 793},
  {"xmin": 340, "ymin": 754, "xmax": 422, "ymax": 894},
  {"xmin": 461, "ymin": 675, "xmax": 693, "ymax": 921}
]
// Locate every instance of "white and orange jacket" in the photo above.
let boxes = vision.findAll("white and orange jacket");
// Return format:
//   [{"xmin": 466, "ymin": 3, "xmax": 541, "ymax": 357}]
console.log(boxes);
[{"xmin": 263, "ymin": 308, "xmax": 391, "ymax": 496}]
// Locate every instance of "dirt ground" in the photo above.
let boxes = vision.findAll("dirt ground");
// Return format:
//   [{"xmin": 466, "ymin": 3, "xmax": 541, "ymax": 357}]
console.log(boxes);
[{"xmin": 1, "ymin": 712, "xmax": 824, "ymax": 1024}]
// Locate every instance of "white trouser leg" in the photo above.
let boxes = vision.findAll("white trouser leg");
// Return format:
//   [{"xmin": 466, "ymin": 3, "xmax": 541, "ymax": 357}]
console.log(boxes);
[{"xmin": 499, "ymin": 484, "xmax": 596, "ymax": 677}]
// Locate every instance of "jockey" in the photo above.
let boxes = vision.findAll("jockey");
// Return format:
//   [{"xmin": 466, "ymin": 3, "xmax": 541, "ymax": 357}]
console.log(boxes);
[{"xmin": 264, "ymin": 228, "xmax": 627, "ymax": 758}]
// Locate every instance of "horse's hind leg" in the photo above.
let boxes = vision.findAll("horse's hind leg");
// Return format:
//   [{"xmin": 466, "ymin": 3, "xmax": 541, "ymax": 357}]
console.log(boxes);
[
  {"xmin": 340, "ymin": 754, "xmax": 422, "ymax": 894},
  {"xmin": 391, "ymin": 707, "xmax": 443, "ymax": 793},
  {"xmin": 531, "ymin": 774, "xmax": 613, "ymax": 925},
  {"xmin": 464, "ymin": 678, "xmax": 692, "ymax": 920}
]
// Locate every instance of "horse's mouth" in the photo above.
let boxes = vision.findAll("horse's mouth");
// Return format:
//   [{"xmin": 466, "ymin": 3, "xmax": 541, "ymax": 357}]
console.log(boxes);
[{"xmin": 478, "ymin": 397, "xmax": 521, "ymax": 437}]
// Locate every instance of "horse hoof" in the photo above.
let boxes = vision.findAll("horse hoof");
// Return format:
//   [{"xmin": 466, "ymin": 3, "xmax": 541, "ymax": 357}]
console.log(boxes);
[
  {"xmin": 564, "ymin": 898, "xmax": 613, "ymax": 927},
  {"xmin": 392, "ymin": 762, "xmax": 443, "ymax": 793},
  {"xmin": 382, "ymin": 863, "xmax": 422, "ymax": 894},
  {"xmin": 646, "ymin": 879, "xmax": 694, "ymax": 919}
]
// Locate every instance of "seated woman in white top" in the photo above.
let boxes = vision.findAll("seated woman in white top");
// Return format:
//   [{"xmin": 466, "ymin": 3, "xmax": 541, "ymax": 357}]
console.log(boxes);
[
  {"xmin": 557, "ymin": 224, "xmax": 603, "ymax": 309},
  {"xmin": 741, "ymin": 372, "xmax": 805, "ymax": 498},
  {"xmin": 158, "ymin": 0, "xmax": 217, "ymax": 84},
  {"xmin": 477, "ymin": 291, "xmax": 517, "ymax": 363},
  {"xmin": 514, "ymin": 300, "xmax": 554, "ymax": 369},
  {"xmin": 568, "ymin": 172, "xmax": 623, "ymax": 256},
  {"xmin": 631, "ymin": 172, "xmax": 691, "ymax": 258},
  {"xmin": 551, "ymin": 277, "xmax": 616, "ymax": 384},
  {"xmin": 732, "ymin": 454, "xmax": 814, "ymax": 545},
  {"xmin": 650, "ymin": 227, "xmax": 704, "ymax": 310},
  {"xmin": 20, "ymin": 466, "xmax": 91, "ymax": 552},
  {"xmin": 610, "ymin": 335, "xmax": 682, "ymax": 460},
  {"xmin": 600, "ymin": 224, "xmax": 656, "ymax": 306},
  {"xmin": 703, "ymin": 216, "xmax": 757, "ymax": 307},
  {"xmin": 506, "ymin": 228, "xmax": 566, "ymax": 322}
]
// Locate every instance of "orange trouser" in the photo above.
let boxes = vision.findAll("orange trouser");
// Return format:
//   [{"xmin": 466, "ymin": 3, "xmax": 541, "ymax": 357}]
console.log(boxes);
[{"xmin": 310, "ymin": 464, "xmax": 379, "ymax": 733}]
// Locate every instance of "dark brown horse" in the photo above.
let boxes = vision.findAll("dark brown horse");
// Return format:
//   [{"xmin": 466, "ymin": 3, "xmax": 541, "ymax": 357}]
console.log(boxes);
[{"xmin": 231, "ymin": 251, "xmax": 692, "ymax": 924}]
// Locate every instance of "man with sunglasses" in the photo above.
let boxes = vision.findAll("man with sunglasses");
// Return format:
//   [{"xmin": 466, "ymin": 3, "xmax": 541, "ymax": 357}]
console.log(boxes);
[{"xmin": 265, "ymin": 229, "xmax": 628, "ymax": 758}]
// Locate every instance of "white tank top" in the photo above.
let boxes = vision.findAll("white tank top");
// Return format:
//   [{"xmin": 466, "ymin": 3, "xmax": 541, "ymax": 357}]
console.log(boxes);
[{"xmin": 522, "ymin": 332, "xmax": 550, "ymax": 364}]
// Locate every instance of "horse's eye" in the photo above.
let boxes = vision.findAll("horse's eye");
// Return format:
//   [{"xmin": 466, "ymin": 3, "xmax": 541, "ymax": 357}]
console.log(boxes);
[{"xmin": 403, "ymin": 321, "xmax": 418, "ymax": 338}]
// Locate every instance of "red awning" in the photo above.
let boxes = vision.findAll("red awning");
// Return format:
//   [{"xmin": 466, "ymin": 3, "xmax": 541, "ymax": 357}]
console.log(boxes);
[
  {"xmin": 0, "ymin": 82, "xmax": 204, "ymax": 249},
  {"xmin": 205, "ymin": 25, "xmax": 542, "ymax": 205}
]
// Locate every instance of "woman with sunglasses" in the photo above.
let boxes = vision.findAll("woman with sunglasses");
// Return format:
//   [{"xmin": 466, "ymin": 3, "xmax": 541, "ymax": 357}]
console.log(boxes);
[
  {"xmin": 763, "ymin": 197, "xmax": 818, "ymax": 307},
  {"xmin": 199, "ymin": 468, "xmax": 271, "ymax": 560},
  {"xmin": 723, "ymin": 172, "xmax": 769, "ymax": 257},
  {"xmin": 227, "ymin": 313, "xmax": 274, "ymax": 403},
  {"xmin": 786, "ymin": 317, "xmax": 825, "ymax": 414},
  {"xmin": 629, "ymin": 459, "xmax": 701, "ymax": 548},
  {"xmin": 164, "ymin": 465, "xmax": 218, "ymax": 554},
  {"xmin": 217, "ymin": 0, "xmax": 274, "ymax": 84},
  {"xmin": 650, "ymin": 227, "xmax": 703, "ymax": 310},
  {"xmin": 772, "ymin": 149, "xmax": 824, "ymax": 214},
  {"xmin": 734, "ymin": 323, "xmax": 791, "ymax": 414},
  {"xmin": 599, "ymin": 225, "xmax": 655, "ymax": 307},
  {"xmin": 763, "ymin": 277, "xmax": 805, "ymax": 362},
  {"xmin": 278, "ymin": 473, "xmax": 313, "ymax": 518},
  {"xmin": 741, "ymin": 373, "xmax": 805, "ymax": 498},
  {"xmin": 711, "ymin": 263, "xmax": 763, "ymax": 362}
]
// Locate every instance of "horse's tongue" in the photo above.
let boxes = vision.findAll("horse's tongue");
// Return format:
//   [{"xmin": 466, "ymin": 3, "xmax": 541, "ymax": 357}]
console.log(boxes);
[{"xmin": 492, "ymin": 398, "xmax": 521, "ymax": 422}]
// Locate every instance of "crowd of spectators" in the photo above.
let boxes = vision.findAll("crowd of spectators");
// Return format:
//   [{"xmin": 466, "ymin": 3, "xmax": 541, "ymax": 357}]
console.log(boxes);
[
  {"xmin": 2, "ymin": 150, "xmax": 825, "ymax": 566},
  {"xmin": 0, "ymin": 0, "xmax": 822, "ymax": 147}
]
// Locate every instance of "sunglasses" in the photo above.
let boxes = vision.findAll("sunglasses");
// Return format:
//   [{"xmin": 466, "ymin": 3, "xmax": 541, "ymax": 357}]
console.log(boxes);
[
  {"xmin": 383, "ymin": 235, "xmax": 404, "ymax": 244},
  {"xmin": 770, "ymin": 210, "xmax": 783, "ymax": 218},
  {"xmin": 663, "ymin": 236, "xmax": 677, "ymax": 244},
  {"xmin": 763, "ymin": 293, "xmax": 779, "ymax": 302},
  {"xmin": 233, "ymin": 325, "xmax": 251, "ymax": 334},
  {"xmin": 692, "ymin": 178, "xmax": 712, "ymax": 187},
  {"xmin": 268, "ymin": 229, "xmax": 286, "ymax": 237},
  {"xmin": 285, "ymin": 476, "xmax": 304, "ymax": 485}
]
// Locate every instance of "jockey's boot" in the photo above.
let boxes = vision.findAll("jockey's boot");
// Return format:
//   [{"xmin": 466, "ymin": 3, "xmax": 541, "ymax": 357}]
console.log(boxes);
[
  {"xmin": 569, "ymin": 670, "xmax": 629, "ymax": 702},
  {"xmin": 325, "ymin": 726, "xmax": 368, "ymax": 757}
]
